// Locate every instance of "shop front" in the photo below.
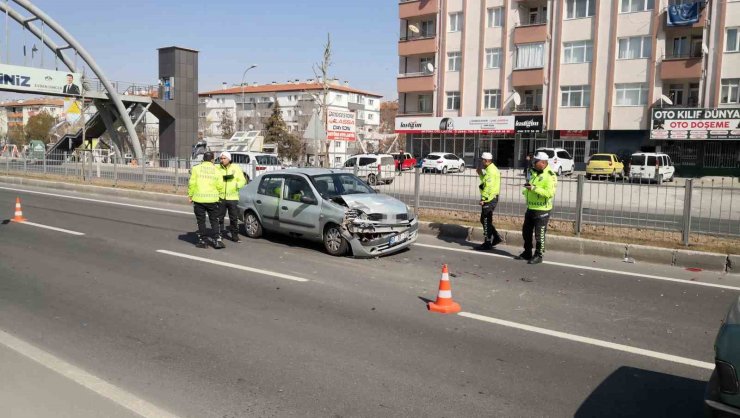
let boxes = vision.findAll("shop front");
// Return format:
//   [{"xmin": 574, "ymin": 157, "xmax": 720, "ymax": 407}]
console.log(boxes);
[
  {"xmin": 395, "ymin": 115, "xmax": 544, "ymax": 169},
  {"xmin": 650, "ymin": 108, "xmax": 740, "ymax": 176}
]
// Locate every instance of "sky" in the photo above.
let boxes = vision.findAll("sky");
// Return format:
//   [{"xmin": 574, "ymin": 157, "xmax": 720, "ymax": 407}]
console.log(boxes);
[{"xmin": 2, "ymin": 0, "xmax": 399, "ymax": 99}]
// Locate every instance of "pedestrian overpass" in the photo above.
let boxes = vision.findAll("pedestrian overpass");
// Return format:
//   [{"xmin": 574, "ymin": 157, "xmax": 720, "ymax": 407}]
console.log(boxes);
[{"xmin": 0, "ymin": 1, "xmax": 197, "ymax": 160}]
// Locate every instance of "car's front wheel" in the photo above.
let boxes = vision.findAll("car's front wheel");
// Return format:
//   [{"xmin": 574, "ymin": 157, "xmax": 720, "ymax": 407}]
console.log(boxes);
[
  {"xmin": 244, "ymin": 211, "xmax": 263, "ymax": 238},
  {"xmin": 324, "ymin": 224, "xmax": 348, "ymax": 256},
  {"xmin": 459, "ymin": 164, "xmax": 465, "ymax": 173},
  {"xmin": 441, "ymin": 166, "xmax": 448, "ymax": 174},
  {"xmin": 558, "ymin": 167, "xmax": 563, "ymax": 176}
]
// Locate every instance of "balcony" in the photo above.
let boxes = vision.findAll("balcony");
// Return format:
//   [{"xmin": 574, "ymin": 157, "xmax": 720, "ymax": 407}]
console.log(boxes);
[
  {"xmin": 397, "ymin": 73, "xmax": 434, "ymax": 93},
  {"xmin": 660, "ymin": 53, "xmax": 702, "ymax": 80},
  {"xmin": 399, "ymin": 34, "xmax": 436, "ymax": 56},
  {"xmin": 512, "ymin": 68, "xmax": 544, "ymax": 87},
  {"xmin": 399, "ymin": 0, "xmax": 438, "ymax": 19},
  {"xmin": 513, "ymin": 22, "xmax": 547, "ymax": 44},
  {"xmin": 513, "ymin": 104, "xmax": 543, "ymax": 114}
]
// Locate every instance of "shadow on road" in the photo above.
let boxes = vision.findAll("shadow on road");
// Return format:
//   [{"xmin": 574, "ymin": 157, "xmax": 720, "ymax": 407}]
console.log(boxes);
[
  {"xmin": 575, "ymin": 366, "xmax": 706, "ymax": 418},
  {"xmin": 427, "ymin": 223, "xmax": 516, "ymax": 257}
]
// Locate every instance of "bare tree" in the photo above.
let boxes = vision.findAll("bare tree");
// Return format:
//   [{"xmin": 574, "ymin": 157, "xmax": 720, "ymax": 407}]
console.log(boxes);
[
  {"xmin": 309, "ymin": 33, "xmax": 334, "ymax": 167},
  {"xmin": 220, "ymin": 110, "xmax": 235, "ymax": 139}
]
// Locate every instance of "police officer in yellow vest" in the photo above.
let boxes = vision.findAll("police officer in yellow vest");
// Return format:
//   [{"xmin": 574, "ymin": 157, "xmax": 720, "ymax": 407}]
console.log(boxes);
[
  {"xmin": 216, "ymin": 151, "xmax": 247, "ymax": 243},
  {"xmin": 188, "ymin": 151, "xmax": 226, "ymax": 249},
  {"xmin": 518, "ymin": 151, "xmax": 557, "ymax": 264},
  {"xmin": 476, "ymin": 152, "xmax": 502, "ymax": 250}
]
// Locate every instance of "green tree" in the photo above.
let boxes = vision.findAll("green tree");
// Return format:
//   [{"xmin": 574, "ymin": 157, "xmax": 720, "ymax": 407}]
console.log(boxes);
[
  {"xmin": 264, "ymin": 102, "xmax": 304, "ymax": 162},
  {"xmin": 24, "ymin": 112, "xmax": 57, "ymax": 144}
]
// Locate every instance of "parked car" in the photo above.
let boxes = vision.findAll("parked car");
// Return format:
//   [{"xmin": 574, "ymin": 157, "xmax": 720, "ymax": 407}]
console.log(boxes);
[
  {"xmin": 342, "ymin": 154, "xmax": 396, "ymax": 185},
  {"xmin": 421, "ymin": 153, "xmax": 465, "ymax": 174},
  {"xmin": 393, "ymin": 152, "xmax": 417, "ymax": 171},
  {"xmin": 628, "ymin": 152, "xmax": 675, "ymax": 184},
  {"xmin": 221, "ymin": 151, "xmax": 282, "ymax": 183},
  {"xmin": 535, "ymin": 148, "xmax": 575, "ymax": 176},
  {"xmin": 705, "ymin": 296, "xmax": 740, "ymax": 417},
  {"xmin": 586, "ymin": 153, "xmax": 625, "ymax": 179},
  {"xmin": 238, "ymin": 168, "xmax": 418, "ymax": 257}
]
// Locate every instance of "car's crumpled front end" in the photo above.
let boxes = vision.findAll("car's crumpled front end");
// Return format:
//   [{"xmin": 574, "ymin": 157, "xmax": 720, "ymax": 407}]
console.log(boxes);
[
  {"xmin": 330, "ymin": 194, "xmax": 418, "ymax": 258},
  {"xmin": 706, "ymin": 296, "xmax": 740, "ymax": 417}
]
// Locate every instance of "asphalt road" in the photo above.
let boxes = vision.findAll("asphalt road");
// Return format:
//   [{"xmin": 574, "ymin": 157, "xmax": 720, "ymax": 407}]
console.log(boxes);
[{"xmin": 0, "ymin": 183, "xmax": 739, "ymax": 417}]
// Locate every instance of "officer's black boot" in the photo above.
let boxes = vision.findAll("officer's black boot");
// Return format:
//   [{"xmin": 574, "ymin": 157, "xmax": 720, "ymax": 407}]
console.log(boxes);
[
  {"xmin": 230, "ymin": 230, "xmax": 241, "ymax": 243},
  {"xmin": 475, "ymin": 241, "xmax": 493, "ymax": 251},
  {"xmin": 491, "ymin": 235, "xmax": 503, "ymax": 247},
  {"xmin": 516, "ymin": 250, "xmax": 532, "ymax": 261},
  {"xmin": 213, "ymin": 236, "xmax": 226, "ymax": 249},
  {"xmin": 195, "ymin": 235, "xmax": 207, "ymax": 249},
  {"xmin": 528, "ymin": 253, "xmax": 543, "ymax": 265}
]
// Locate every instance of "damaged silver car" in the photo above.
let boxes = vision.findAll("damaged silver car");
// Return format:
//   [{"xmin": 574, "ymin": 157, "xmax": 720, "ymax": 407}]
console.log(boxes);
[{"xmin": 237, "ymin": 168, "xmax": 418, "ymax": 257}]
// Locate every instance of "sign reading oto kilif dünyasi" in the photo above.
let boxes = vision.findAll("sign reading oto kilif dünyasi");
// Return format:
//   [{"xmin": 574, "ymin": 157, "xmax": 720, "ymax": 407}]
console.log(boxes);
[{"xmin": 651, "ymin": 108, "xmax": 740, "ymax": 140}]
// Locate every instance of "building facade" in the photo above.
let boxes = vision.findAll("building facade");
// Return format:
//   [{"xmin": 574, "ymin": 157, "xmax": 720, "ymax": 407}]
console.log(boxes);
[
  {"xmin": 199, "ymin": 81, "xmax": 382, "ymax": 165},
  {"xmin": 397, "ymin": 0, "xmax": 740, "ymax": 175}
]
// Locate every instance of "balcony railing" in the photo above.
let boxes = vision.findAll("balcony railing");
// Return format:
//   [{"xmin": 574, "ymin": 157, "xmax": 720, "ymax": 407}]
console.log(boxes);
[
  {"xmin": 515, "ymin": 19, "xmax": 547, "ymax": 27},
  {"xmin": 400, "ymin": 32, "xmax": 436, "ymax": 42},
  {"xmin": 664, "ymin": 51, "xmax": 702, "ymax": 60},
  {"xmin": 513, "ymin": 104, "xmax": 543, "ymax": 112},
  {"xmin": 398, "ymin": 71, "xmax": 435, "ymax": 78}
]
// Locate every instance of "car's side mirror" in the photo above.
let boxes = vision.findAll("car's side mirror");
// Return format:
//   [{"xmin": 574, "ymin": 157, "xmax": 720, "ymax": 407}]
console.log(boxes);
[{"xmin": 300, "ymin": 196, "xmax": 317, "ymax": 205}]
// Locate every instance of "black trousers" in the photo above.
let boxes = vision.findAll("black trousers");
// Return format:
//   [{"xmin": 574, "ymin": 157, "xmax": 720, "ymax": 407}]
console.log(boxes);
[
  {"xmin": 523, "ymin": 209, "xmax": 550, "ymax": 255},
  {"xmin": 480, "ymin": 197, "xmax": 501, "ymax": 243},
  {"xmin": 193, "ymin": 202, "xmax": 221, "ymax": 240},
  {"xmin": 219, "ymin": 199, "xmax": 239, "ymax": 234}
]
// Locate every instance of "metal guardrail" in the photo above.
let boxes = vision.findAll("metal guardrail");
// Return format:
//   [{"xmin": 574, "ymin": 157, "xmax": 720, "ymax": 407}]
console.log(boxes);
[{"xmin": 1, "ymin": 152, "xmax": 738, "ymax": 244}]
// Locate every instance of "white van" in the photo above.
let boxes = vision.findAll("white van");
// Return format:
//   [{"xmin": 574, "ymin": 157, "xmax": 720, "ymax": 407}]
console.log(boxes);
[
  {"xmin": 222, "ymin": 151, "xmax": 282, "ymax": 183},
  {"xmin": 343, "ymin": 154, "xmax": 396, "ymax": 185},
  {"xmin": 629, "ymin": 152, "xmax": 675, "ymax": 184}
]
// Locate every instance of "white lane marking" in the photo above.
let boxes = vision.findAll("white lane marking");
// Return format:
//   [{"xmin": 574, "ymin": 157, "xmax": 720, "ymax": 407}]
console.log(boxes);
[
  {"xmin": 0, "ymin": 328, "xmax": 180, "ymax": 418},
  {"xmin": 458, "ymin": 312, "xmax": 714, "ymax": 370},
  {"xmin": 0, "ymin": 186, "xmax": 191, "ymax": 215},
  {"xmin": 415, "ymin": 243, "xmax": 740, "ymax": 292},
  {"xmin": 157, "ymin": 250, "xmax": 309, "ymax": 282},
  {"xmin": 12, "ymin": 220, "xmax": 85, "ymax": 236}
]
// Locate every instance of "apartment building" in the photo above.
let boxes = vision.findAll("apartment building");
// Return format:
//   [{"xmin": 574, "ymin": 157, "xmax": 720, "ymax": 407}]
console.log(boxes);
[
  {"xmin": 199, "ymin": 80, "xmax": 382, "ymax": 164},
  {"xmin": 396, "ymin": 0, "xmax": 740, "ymax": 175}
]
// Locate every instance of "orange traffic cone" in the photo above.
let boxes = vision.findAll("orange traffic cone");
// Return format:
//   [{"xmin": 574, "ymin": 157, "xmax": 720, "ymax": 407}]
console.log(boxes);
[
  {"xmin": 12, "ymin": 197, "xmax": 27, "ymax": 222},
  {"xmin": 428, "ymin": 264, "xmax": 461, "ymax": 314}
]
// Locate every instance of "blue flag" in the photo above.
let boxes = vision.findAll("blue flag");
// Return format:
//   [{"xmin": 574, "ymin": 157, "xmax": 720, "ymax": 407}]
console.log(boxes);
[{"xmin": 667, "ymin": 1, "xmax": 700, "ymax": 26}]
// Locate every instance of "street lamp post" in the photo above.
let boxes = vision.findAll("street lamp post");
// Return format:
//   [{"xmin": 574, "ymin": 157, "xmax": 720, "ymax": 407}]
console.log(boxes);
[{"xmin": 240, "ymin": 64, "xmax": 258, "ymax": 131}]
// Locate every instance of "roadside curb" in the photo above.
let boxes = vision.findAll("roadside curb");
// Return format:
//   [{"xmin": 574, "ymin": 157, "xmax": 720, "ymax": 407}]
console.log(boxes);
[
  {"xmin": 0, "ymin": 175, "xmax": 733, "ymax": 272},
  {"xmin": 421, "ymin": 221, "xmax": 733, "ymax": 273}
]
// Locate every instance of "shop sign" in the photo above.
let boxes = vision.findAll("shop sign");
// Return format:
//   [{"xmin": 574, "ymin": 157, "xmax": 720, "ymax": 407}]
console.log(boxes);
[
  {"xmin": 651, "ymin": 108, "xmax": 740, "ymax": 140},
  {"xmin": 514, "ymin": 115, "xmax": 544, "ymax": 133},
  {"xmin": 395, "ymin": 116, "xmax": 515, "ymax": 134}
]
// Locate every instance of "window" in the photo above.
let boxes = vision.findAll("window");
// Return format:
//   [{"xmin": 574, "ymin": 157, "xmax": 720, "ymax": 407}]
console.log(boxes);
[
  {"xmin": 620, "ymin": 0, "xmax": 653, "ymax": 12},
  {"xmin": 368, "ymin": 113, "xmax": 374, "ymax": 120},
  {"xmin": 563, "ymin": 41, "xmax": 593, "ymax": 63},
  {"xmin": 522, "ymin": 89, "xmax": 543, "ymax": 109},
  {"xmin": 484, "ymin": 89, "xmax": 501, "ymax": 109},
  {"xmin": 487, "ymin": 7, "xmax": 503, "ymax": 27},
  {"xmin": 515, "ymin": 43, "xmax": 545, "ymax": 69},
  {"xmin": 258, "ymin": 176, "xmax": 283, "ymax": 197},
  {"xmin": 617, "ymin": 36, "xmax": 651, "ymax": 59},
  {"xmin": 447, "ymin": 52, "xmax": 461, "ymax": 71},
  {"xmin": 485, "ymin": 48, "xmax": 502, "ymax": 69},
  {"xmin": 529, "ymin": 6, "xmax": 547, "ymax": 24},
  {"xmin": 449, "ymin": 12, "xmax": 463, "ymax": 32},
  {"xmin": 284, "ymin": 177, "xmax": 315, "ymax": 203},
  {"xmin": 231, "ymin": 154, "xmax": 250, "ymax": 164},
  {"xmin": 359, "ymin": 157, "xmax": 377, "ymax": 166},
  {"xmin": 419, "ymin": 19, "xmax": 435, "ymax": 37},
  {"xmin": 368, "ymin": 99, "xmax": 374, "ymax": 105},
  {"xmin": 726, "ymin": 28, "xmax": 739, "ymax": 52},
  {"xmin": 615, "ymin": 83, "xmax": 648, "ymax": 106},
  {"xmin": 668, "ymin": 84, "xmax": 684, "ymax": 105},
  {"xmin": 557, "ymin": 150, "xmax": 572, "ymax": 159},
  {"xmin": 721, "ymin": 79, "xmax": 740, "ymax": 104},
  {"xmin": 343, "ymin": 158, "xmax": 356, "ymax": 167},
  {"xmin": 561, "ymin": 85, "xmax": 591, "ymax": 107},
  {"xmin": 199, "ymin": 111, "xmax": 206, "ymax": 117},
  {"xmin": 446, "ymin": 91, "xmax": 460, "ymax": 110},
  {"xmin": 418, "ymin": 94, "xmax": 433, "ymax": 113},
  {"xmin": 565, "ymin": 0, "xmax": 595, "ymax": 19},
  {"xmin": 688, "ymin": 83, "xmax": 699, "ymax": 106}
]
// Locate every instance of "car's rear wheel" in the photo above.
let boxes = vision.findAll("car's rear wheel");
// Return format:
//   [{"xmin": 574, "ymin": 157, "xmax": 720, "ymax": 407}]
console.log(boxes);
[
  {"xmin": 244, "ymin": 211, "xmax": 262, "ymax": 238},
  {"xmin": 244, "ymin": 172, "xmax": 250, "ymax": 184},
  {"xmin": 324, "ymin": 224, "xmax": 348, "ymax": 256},
  {"xmin": 656, "ymin": 174, "xmax": 663, "ymax": 185},
  {"xmin": 459, "ymin": 164, "xmax": 465, "ymax": 173},
  {"xmin": 386, "ymin": 178, "xmax": 394, "ymax": 185},
  {"xmin": 367, "ymin": 174, "xmax": 377, "ymax": 185},
  {"xmin": 557, "ymin": 167, "xmax": 563, "ymax": 176},
  {"xmin": 441, "ymin": 166, "xmax": 448, "ymax": 174}
]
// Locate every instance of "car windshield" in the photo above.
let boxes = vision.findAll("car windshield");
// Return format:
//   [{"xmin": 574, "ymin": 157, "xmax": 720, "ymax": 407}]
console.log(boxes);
[
  {"xmin": 631, "ymin": 155, "xmax": 646, "ymax": 165},
  {"xmin": 537, "ymin": 149, "xmax": 555, "ymax": 158},
  {"xmin": 426, "ymin": 154, "xmax": 442, "ymax": 160},
  {"xmin": 310, "ymin": 173, "xmax": 375, "ymax": 198},
  {"xmin": 590, "ymin": 155, "xmax": 612, "ymax": 161}
]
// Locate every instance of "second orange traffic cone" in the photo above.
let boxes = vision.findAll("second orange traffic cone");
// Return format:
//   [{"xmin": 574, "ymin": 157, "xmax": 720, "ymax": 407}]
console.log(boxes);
[
  {"xmin": 428, "ymin": 264, "xmax": 461, "ymax": 314},
  {"xmin": 12, "ymin": 197, "xmax": 27, "ymax": 222}
]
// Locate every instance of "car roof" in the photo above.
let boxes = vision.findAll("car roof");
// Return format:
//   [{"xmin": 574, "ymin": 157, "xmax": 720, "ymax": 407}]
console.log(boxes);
[
  {"xmin": 352, "ymin": 153, "xmax": 393, "ymax": 158},
  {"xmin": 262, "ymin": 168, "xmax": 350, "ymax": 177},
  {"xmin": 631, "ymin": 152, "xmax": 667, "ymax": 156}
]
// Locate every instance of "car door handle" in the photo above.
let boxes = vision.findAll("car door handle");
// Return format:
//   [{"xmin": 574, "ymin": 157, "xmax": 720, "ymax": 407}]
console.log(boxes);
[
  {"xmin": 281, "ymin": 206, "xmax": 288, "ymax": 211},
  {"xmin": 256, "ymin": 199, "xmax": 262, "ymax": 204}
]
